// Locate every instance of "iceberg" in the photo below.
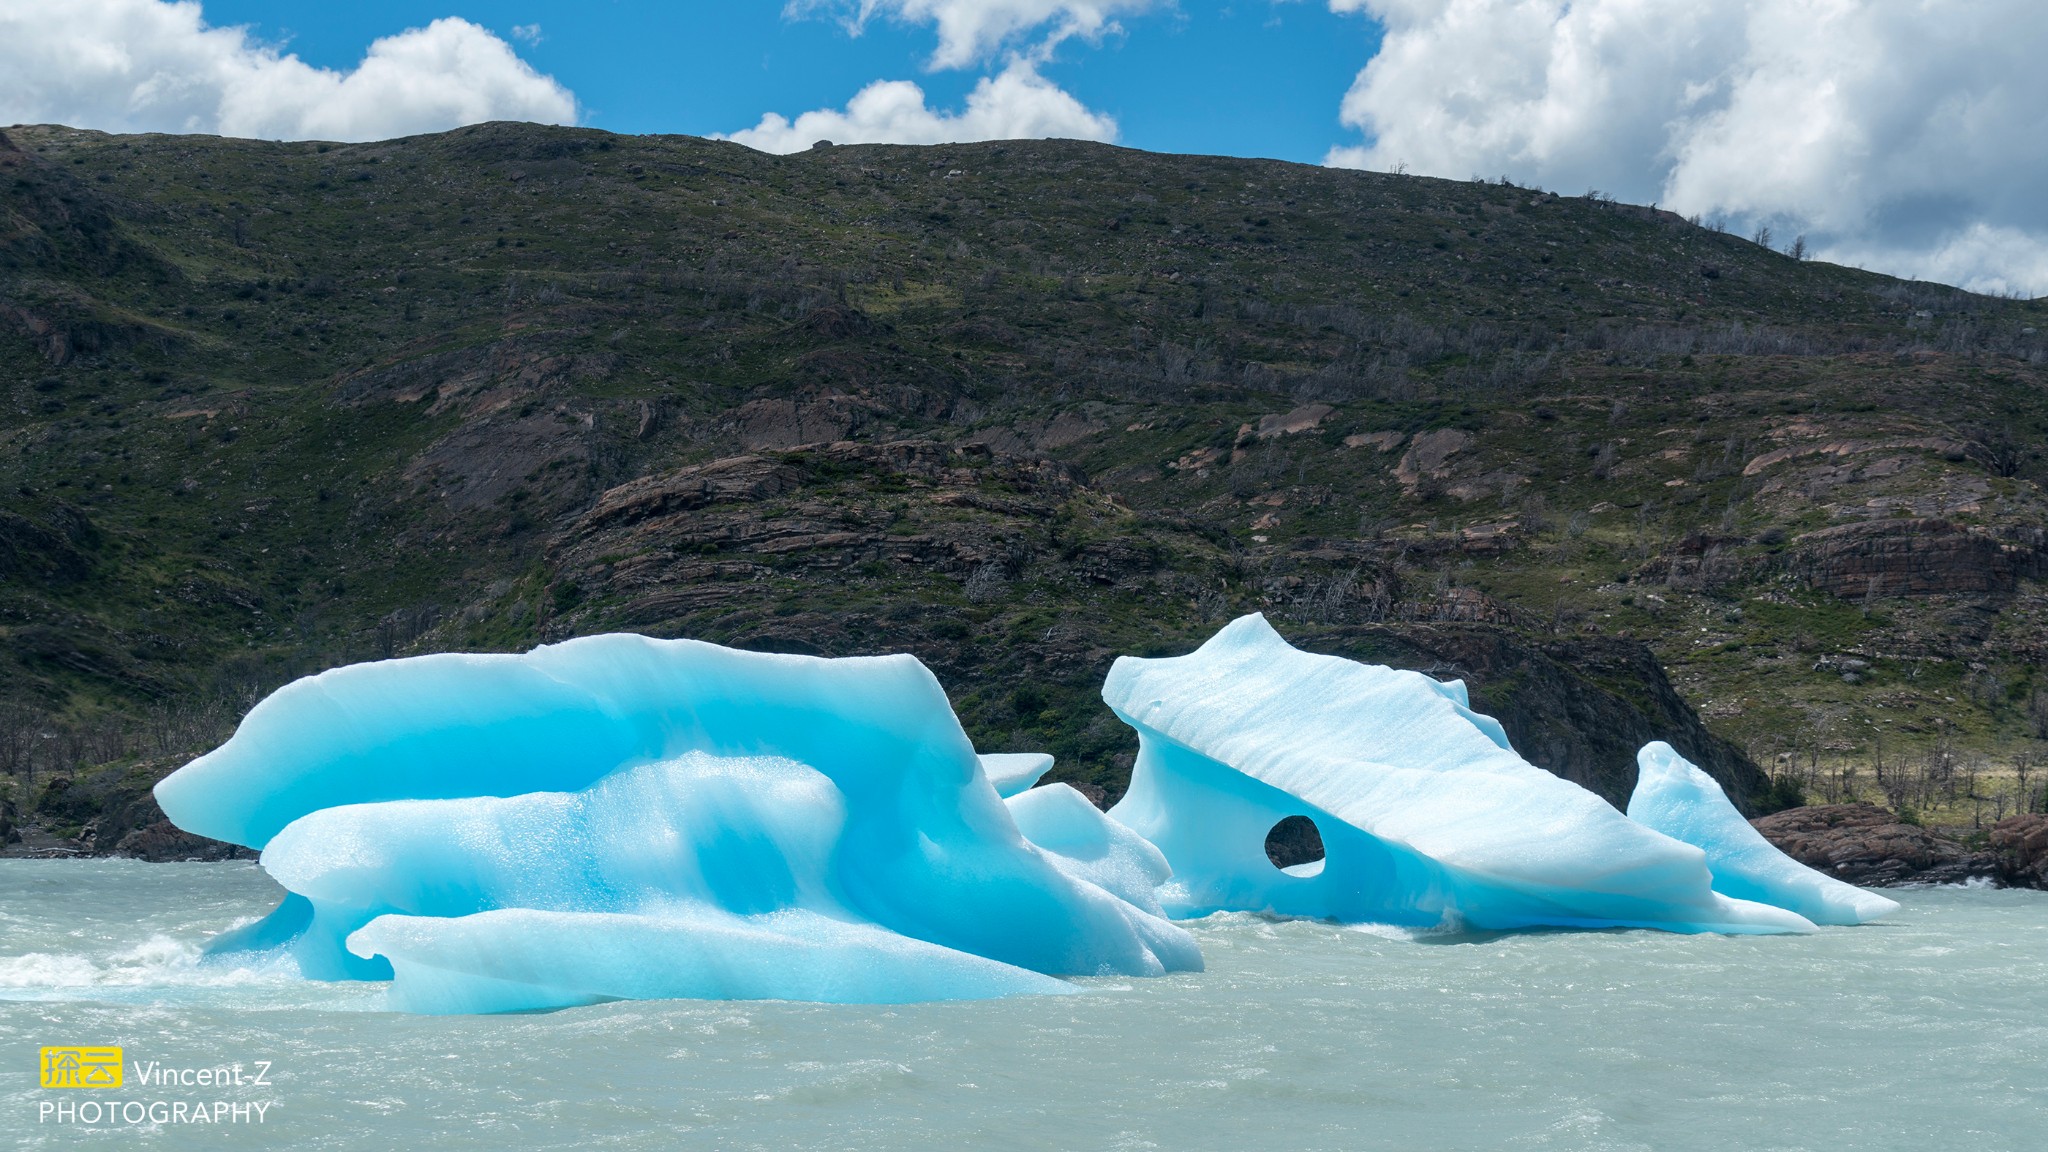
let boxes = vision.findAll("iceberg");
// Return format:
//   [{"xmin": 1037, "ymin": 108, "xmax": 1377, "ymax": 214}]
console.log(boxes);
[
  {"xmin": 153, "ymin": 614, "xmax": 1887, "ymax": 1013},
  {"xmin": 1101, "ymin": 615, "xmax": 1816, "ymax": 934},
  {"xmin": 1627, "ymin": 742, "xmax": 1899, "ymax": 926},
  {"xmin": 155, "ymin": 634, "xmax": 1199, "ymax": 1009}
]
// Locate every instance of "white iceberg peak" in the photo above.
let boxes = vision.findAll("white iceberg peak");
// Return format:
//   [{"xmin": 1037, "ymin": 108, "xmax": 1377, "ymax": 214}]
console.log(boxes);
[{"xmin": 1628, "ymin": 741, "xmax": 1900, "ymax": 926}]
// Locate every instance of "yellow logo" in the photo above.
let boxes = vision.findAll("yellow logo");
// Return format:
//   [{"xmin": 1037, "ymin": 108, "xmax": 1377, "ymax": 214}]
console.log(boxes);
[{"xmin": 40, "ymin": 1047, "xmax": 123, "ymax": 1089}]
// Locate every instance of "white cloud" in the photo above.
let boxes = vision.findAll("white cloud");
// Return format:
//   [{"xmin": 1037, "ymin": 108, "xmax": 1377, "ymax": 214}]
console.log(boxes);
[
  {"xmin": 792, "ymin": 1, "xmax": 1158, "ymax": 70},
  {"xmin": 723, "ymin": 59, "xmax": 1115, "ymax": 153},
  {"xmin": 1327, "ymin": 0, "xmax": 2048, "ymax": 295},
  {"xmin": 1823, "ymin": 227, "xmax": 2048, "ymax": 304},
  {"xmin": 510, "ymin": 24, "xmax": 544, "ymax": 46},
  {"xmin": 743, "ymin": 1, "xmax": 1132, "ymax": 154},
  {"xmin": 0, "ymin": 0, "xmax": 576, "ymax": 142}
]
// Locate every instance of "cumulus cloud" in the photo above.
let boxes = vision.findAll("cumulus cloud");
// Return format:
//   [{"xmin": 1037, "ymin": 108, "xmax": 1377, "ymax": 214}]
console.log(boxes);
[
  {"xmin": 792, "ymin": 0, "xmax": 1157, "ymax": 70},
  {"xmin": 1326, "ymin": 0, "xmax": 2048, "ymax": 295},
  {"xmin": 0, "ymin": 0, "xmax": 576, "ymax": 142},
  {"xmin": 723, "ymin": 59, "xmax": 1115, "ymax": 153},
  {"xmin": 735, "ymin": 2, "xmax": 1132, "ymax": 152}
]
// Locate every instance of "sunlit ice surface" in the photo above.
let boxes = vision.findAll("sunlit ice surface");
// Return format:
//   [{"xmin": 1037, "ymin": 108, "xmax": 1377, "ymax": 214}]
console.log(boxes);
[
  {"xmin": 1105, "ymin": 615, "xmax": 1828, "ymax": 933},
  {"xmin": 137, "ymin": 618, "xmax": 1896, "ymax": 1015},
  {"xmin": 151, "ymin": 633, "xmax": 1197, "ymax": 1008}
]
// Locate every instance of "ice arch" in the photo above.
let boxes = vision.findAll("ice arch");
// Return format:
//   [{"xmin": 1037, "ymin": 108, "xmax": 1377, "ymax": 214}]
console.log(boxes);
[{"xmin": 1102, "ymin": 615, "xmax": 1817, "ymax": 934}]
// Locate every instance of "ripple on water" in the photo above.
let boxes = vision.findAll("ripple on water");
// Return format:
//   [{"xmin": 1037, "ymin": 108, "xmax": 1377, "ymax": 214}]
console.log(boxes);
[{"xmin": 1, "ymin": 861, "xmax": 2044, "ymax": 1151}]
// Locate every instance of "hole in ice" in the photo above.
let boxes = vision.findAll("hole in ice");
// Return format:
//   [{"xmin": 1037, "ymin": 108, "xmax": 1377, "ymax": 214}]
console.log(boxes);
[{"xmin": 1264, "ymin": 815, "xmax": 1325, "ymax": 874}]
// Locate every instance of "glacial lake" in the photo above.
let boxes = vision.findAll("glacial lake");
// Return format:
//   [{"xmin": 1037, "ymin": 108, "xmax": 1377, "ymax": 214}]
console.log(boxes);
[{"xmin": 2, "ymin": 859, "xmax": 2043, "ymax": 1150}]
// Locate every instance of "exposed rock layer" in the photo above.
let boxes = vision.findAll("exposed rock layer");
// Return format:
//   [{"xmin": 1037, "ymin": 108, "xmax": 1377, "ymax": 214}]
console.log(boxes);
[
  {"xmin": 1793, "ymin": 518, "xmax": 2043, "ymax": 598},
  {"xmin": 1752, "ymin": 803, "xmax": 1994, "ymax": 886},
  {"xmin": 1991, "ymin": 813, "xmax": 2048, "ymax": 888}
]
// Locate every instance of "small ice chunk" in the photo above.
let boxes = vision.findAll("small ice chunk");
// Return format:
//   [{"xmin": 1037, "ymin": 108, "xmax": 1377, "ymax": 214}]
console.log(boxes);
[
  {"xmin": 979, "ymin": 752, "xmax": 1055, "ymax": 798},
  {"xmin": 1006, "ymin": 783, "xmax": 1176, "ymax": 915}
]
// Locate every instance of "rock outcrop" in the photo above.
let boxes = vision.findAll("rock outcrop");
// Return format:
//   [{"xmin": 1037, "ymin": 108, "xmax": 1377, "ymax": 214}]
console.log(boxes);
[
  {"xmin": 111, "ymin": 818, "xmax": 253, "ymax": 862},
  {"xmin": 1991, "ymin": 813, "xmax": 2048, "ymax": 888},
  {"xmin": 1751, "ymin": 803, "xmax": 1996, "ymax": 886},
  {"xmin": 1393, "ymin": 429, "xmax": 1470, "ymax": 491},
  {"xmin": 0, "ymin": 757, "xmax": 251, "ymax": 862},
  {"xmin": 1792, "ymin": 518, "xmax": 2038, "ymax": 598}
]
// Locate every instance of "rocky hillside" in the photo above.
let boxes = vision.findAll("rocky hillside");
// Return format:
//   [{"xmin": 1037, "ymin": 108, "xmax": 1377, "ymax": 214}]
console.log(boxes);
[{"xmin": 2, "ymin": 121, "xmax": 2045, "ymax": 840}]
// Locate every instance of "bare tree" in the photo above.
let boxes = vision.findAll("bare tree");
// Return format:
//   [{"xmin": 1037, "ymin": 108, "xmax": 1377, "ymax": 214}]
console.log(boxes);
[
  {"xmin": 1591, "ymin": 442, "xmax": 1619, "ymax": 480},
  {"xmin": 1971, "ymin": 425, "xmax": 2027, "ymax": 479},
  {"xmin": 0, "ymin": 704, "xmax": 34, "ymax": 777},
  {"xmin": 963, "ymin": 562, "xmax": 1009, "ymax": 603}
]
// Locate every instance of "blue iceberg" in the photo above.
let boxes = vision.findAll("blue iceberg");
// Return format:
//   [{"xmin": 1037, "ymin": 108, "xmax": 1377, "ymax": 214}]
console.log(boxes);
[
  {"xmin": 1101, "ymin": 615, "xmax": 1818, "ymax": 934},
  {"xmin": 1627, "ymin": 741, "xmax": 1900, "ymax": 926},
  {"xmin": 156, "ymin": 635, "xmax": 1199, "ymax": 1009},
  {"xmin": 155, "ymin": 615, "xmax": 1893, "ymax": 1013}
]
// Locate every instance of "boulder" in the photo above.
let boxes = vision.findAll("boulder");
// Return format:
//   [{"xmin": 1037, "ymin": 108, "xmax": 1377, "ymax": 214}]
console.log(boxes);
[
  {"xmin": 1991, "ymin": 813, "xmax": 2048, "ymax": 888},
  {"xmin": 1751, "ymin": 803, "xmax": 1996, "ymax": 886}
]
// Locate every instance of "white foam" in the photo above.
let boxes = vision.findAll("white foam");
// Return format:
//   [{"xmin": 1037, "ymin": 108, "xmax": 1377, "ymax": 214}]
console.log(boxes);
[{"xmin": 0, "ymin": 934, "xmax": 293, "ymax": 994}]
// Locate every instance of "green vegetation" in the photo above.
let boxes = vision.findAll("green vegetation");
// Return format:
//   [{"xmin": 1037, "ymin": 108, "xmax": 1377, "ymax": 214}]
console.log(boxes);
[{"xmin": 2, "ymin": 122, "xmax": 2045, "ymax": 826}]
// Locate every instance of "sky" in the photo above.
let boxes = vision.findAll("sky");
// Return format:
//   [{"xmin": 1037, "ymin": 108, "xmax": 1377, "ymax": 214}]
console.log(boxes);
[{"xmin": 1, "ymin": 1, "xmax": 2045, "ymax": 297}]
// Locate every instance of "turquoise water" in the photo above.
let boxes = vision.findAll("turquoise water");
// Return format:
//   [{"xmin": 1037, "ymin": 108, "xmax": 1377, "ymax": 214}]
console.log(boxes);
[{"xmin": 2, "ymin": 860, "xmax": 2044, "ymax": 1150}]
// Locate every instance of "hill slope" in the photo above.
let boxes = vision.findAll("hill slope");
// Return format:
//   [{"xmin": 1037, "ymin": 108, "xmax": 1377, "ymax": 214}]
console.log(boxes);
[{"xmin": 3, "ymin": 121, "xmax": 2046, "ymax": 833}]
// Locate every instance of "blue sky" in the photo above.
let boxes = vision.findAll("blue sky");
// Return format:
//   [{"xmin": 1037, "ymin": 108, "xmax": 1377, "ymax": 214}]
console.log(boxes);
[{"xmin": 197, "ymin": 1, "xmax": 1381, "ymax": 165}]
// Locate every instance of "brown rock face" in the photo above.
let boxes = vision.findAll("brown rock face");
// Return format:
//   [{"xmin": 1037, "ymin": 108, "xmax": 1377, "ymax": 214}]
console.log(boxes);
[
  {"xmin": 552, "ymin": 439, "xmax": 1083, "ymax": 637},
  {"xmin": 1751, "ymin": 803, "xmax": 1996, "ymax": 886},
  {"xmin": 1991, "ymin": 814, "xmax": 2048, "ymax": 888},
  {"xmin": 113, "ymin": 820, "xmax": 253, "ymax": 862},
  {"xmin": 4, "ymin": 758, "xmax": 251, "ymax": 862},
  {"xmin": 1393, "ymin": 428, "xmax": 1470, "ymax": 491},
  {"xmin": 1066, "ymin": 782, "xmax": 1109, "ymax": 811},
  {"xmin": 1792, "ymin": 518, "xmax": 2031, "ymax": 598},
  {"xmin": 722, "ymin": 395, "xmax": 878, "ymax": 451}
]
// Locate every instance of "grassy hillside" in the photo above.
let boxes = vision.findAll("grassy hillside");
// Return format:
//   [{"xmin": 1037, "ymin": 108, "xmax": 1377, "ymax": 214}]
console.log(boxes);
[{"xmin": 3, "ymin": 121, "xmax": 2045, "ymax": 831}]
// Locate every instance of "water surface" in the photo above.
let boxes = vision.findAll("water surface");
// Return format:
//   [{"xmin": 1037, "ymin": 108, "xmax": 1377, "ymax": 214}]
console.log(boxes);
[{"xmin": 3, "ymin": 860, "xmax": 2043, "ymax": 1150}]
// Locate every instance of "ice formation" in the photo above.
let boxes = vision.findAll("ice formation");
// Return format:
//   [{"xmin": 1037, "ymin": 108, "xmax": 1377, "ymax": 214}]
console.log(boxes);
[
  {"xmin": 155, "ymin": 635, "xmax": 1198, "ymax": 1010},
  {"xmin": 156, "ymin": 613, "xmax": 1896, "ymax": 1012},
  {"xmin": 1101, "ymin": 615, "xmax": 1820, "ymax": 934},
  {"xmin": 979, "ymin": 752, "xmax": 1055, "ymax": 798},
  {"xmin": 1627, "ymin": 742, "xmax": 1900, "ymax": 926}
]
